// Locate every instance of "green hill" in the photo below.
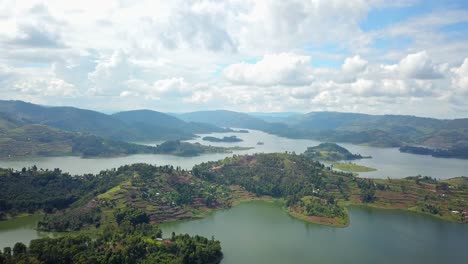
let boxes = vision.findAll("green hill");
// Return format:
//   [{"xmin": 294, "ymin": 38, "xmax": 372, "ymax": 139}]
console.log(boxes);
[
  {"xmin": 271, "ymin": 112, "xmax": 468, "ymax": 149},
  {"xmin": 113, "ymin": 110, "xmax": 229, "ymax": 140},
  {"xmin": 303, "ymin": 143, "xmax": 370, "ymax": 161}
]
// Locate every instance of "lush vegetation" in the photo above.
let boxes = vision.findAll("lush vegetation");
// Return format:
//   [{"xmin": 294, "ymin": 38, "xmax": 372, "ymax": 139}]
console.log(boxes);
[
  {"xmin": 0, "ymin": 166, "xmax": 130, "ymax": 218},
  {"xmin": 399, "ymin": 145, "xmax": 468, "ymax": 159},
  {"xmin": 193, "ymin": 153, "xmax": 468, "ymax": 225},
  {"xmin": 0, "ymin": 222, "xmax": 222, "ymax": 264},
  {"xmin": 113, "ymin": 109, "xmax": 231, "ymax": 140},
  {"xmin": 154, "ymin": 140, "xmax": 251, "ymax": 156},
  {"xmin": 331, "ymin": 162, "xmax": 377, "ymax": 173},
  {"xmin": 303, "ymin": 143, "xmax": 370, "ymax": 161},
  {"xmin": 202, "ymin": 136, "xmax": 243, "ymax": 143},
  {"xmin": 0, "ymin": 124, "xmax": 245, "ymax": 158},
  {"xmin": 0, "ymin": 100, "xmax": 228, "ymax": 143},
  {"xmin": 36, "ymin": 163, "xmax": 235, "ymax": 232}
]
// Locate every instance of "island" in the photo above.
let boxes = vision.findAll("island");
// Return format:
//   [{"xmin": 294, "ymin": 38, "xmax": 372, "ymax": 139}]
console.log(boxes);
[
  {"xmin": 303, "ymin": 143, "xmax": 375, "ymax": 173},
  {"xmin": 154, "ymin": 140, "xmax": 252, "ymax": 156},
  {"xmin": 304, "ymin": 143, "xmax": 371, "ymax": 161},
  {"xmin": 226, "ymin": 128, "xmax": 249, "ymax": 133},
  {"xmin": 202, "ymin": 135, "xmax": 243, "ymax": 143},
  {"xmin": 399, "ymin": 145, "xmax": 468, "ymax": 159}
]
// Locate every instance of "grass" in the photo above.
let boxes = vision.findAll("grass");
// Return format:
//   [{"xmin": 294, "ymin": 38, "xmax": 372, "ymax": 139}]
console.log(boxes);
[
  {"xmin": 332, "ymin": 162, "xmax": 377, "ymax": 172},
  {"xmin": 97, "ymin": 184, "xmax": 124, "ymax": 199}
]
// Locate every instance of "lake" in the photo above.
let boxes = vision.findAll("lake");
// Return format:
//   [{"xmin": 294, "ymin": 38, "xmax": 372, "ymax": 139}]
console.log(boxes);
[
  {"xmin": 160, "ymin": 201, "xmax": 468, "ymax": 264},
  {"xmin": 2, "ymin": 201, "xmax": 467, "ymax": 263},
  {"xmin": 0, "ymin": 130, "xmax": 466, "ymax": 179},
  {"xmin": 0, "ymin": 215, "xmax": 61, "ymax": 250}
]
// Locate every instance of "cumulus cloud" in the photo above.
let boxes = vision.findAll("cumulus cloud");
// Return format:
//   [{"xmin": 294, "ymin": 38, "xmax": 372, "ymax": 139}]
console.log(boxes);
[
  {"xmin": 451, "ymin": 58, "xmax": 468, "ymax": 94},
  {"xmin": 88, "ymin": 50, "xmax": 136, "ymax": 95},
  {"xmin": 223, "ymin": 53, "xmax": 314, "ymax": 86},
  {"xmin": 13, "ymin": 77, "xmax": 78, "ymax": 97},
  {"xmin": 342, "ymin": 55, "xmax": 368, "ymax": 73},
  {"xmin": 0, "ymin": 0, "xmax": 467, "ymax": 117},
  {"xmin": 398, "ymin": 51, "xmax": 443, "ymax": 79}
]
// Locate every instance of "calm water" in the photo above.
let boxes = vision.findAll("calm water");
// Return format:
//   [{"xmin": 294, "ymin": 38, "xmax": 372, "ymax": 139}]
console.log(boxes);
[
  {"xmin": 0, "ymin": 130, "xmax": 466, "ymax": 178},
  {"xmin": 161, "ymin": 201, "xmax": 468, "ymax": 264},
  {"xmin": 0, "ymin": 215, "xmax": 61, "ymax": 249}
]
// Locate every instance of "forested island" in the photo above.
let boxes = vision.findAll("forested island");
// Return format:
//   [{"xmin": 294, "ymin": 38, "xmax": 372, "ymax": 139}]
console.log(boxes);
[
  {"xmin": 303, "ymin": 143, "xmax": 375, "ymax": 173},
  {"xmin": 202, "ymin": 136, "xmax": 243, "ymax": 143},
  {"xmin": 399, "ymin": 145, "xmax": 468, "ymax": 159},
  {"xmin": 303, "ymin": 143, "xmax": 371, "ymax": 161},
  {"xmin": 154, "ymin": 140, "xmax": 251, "ymax": 157}
]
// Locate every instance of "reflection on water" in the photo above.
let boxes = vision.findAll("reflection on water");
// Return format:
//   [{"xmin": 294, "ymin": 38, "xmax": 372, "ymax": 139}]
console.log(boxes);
[{"xmin": 160, "ymin": 201, "xmax": 468, "ymax": 264}]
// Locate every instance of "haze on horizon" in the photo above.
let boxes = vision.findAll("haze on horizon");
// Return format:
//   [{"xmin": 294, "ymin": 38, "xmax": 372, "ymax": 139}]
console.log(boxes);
[{"xmin": 1, "ymin": 0, "xmax": 468, "ymax": 118}]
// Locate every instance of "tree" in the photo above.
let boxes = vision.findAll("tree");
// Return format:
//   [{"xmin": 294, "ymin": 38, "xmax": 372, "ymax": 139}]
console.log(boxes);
[{"xmin": 13, "ymin": 242, "xmax": 27, "ymax": 257}]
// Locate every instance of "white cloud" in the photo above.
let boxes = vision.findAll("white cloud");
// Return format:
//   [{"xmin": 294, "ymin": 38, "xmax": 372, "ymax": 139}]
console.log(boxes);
[
  {"xmin": 223, "ymin": 53, "xmax": 314, "ymax": 86},
  {"xmin": 451, "ymin": 58, "xmax": 468, "ymax": 94},
  {"xmin": 398, "ymin": 51, "xmax": 443, "ymax": 79},
  {"xmin": 0, "ymin": 0, "xmax": 467, "ymax": 117},
  {"xmin": 13, "ymin": 77, "xmax": 78, "ymax": 97},
  {"xmin": 342, "ymin": 55, "xmax": 368, "ymax": 73},
  {"xmin": 88, "ymin": 50, "xmax": 136, "ymax": 95}
]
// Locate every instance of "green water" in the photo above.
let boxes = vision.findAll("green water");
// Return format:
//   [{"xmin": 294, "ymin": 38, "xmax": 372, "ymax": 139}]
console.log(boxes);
[
  {"xmin": 0, "ymin": 215, "xmax": 61, "ymax": 249},
  {"xmin": 161, "ymin": 201, "xmax": 468, "ymax": 264}
]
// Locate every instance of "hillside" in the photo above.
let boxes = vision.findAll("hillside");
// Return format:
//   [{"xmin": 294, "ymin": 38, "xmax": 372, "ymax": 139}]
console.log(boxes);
[
  {"xmin": 0, "ymin": 101, "xmax": 228, "ymax": 142},
  {"xmin": 303, "ymin": 143, "xmax": 370, "ymax": 161},
  {"xmin": 0, "ymin": 124, "xmax": 240, "ymax": 158},
  {"xmin": 0, "ymin": 100, "xmax": 140, "ymax": 141},
  {"xmin": 279, "ymin": 112, "xmax": 468, "ymax": 148},
  {"xmin": 0, "ymin": 124, "xmax": 159, "ymax": 158},
  {"xmin": 113, "ymin": 109, "xmax": 229, "ymax": 140},
  {"xmin": 178, "ymin": 110, "xmax": 288, "ymax": 132}
]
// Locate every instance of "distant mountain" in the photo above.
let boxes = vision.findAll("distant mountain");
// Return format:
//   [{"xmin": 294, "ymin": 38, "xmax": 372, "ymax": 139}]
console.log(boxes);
[
  {"xmin": 0, "ymin": 100, "xmax": 227, "ymax": 142},
  {"xmin": 0, "ymin": 124, "xmax": 158, "ymax": 158},
  {"xmin": 113, "ymin": 110, "xmax": 230, "ymax": 140},
  {"xmin": 248, "ymin": 112, "xmax": 301, "ymax": 123},
  {"xmin": 178, "ymin": 110, "xmax": 288, "ymax": 132},
  {"xmin": 278, "ymin": 112, "xmax": 468, "ymax": 148},
  {"xmin": 0, "ymin": 100, "xmax": 139, "ymax": 141}
]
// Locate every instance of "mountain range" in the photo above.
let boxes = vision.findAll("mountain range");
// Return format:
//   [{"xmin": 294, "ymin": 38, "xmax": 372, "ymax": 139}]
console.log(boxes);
[{"xmin": 1, "ymin": 100, "xmax": 467, "ymax": 158}]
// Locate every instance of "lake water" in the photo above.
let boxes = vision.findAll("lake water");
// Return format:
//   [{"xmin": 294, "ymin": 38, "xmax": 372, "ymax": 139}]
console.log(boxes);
[
  {"xmin": 161, "ymin": 201, "xmax": 468, "ymax": 264},
  {"xmin": 0, "ymin": 130, "xmax": 466, "ymax": 179},
  {"xmin": 0, "ymin": 215, "xmax": 61, "ymax": 249},
  {"xmin": 0, "ymin": 131, "xmax": 467, "ymax": 261}
]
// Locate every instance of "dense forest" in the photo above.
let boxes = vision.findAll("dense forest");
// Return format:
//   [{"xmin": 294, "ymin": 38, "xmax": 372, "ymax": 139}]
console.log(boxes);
[
  {"xmin": 399, "ymin": 145, "xmax": 468, "ymax": 159},
  {"xmin": 0, "ymin": 218, "xmax": 222, "ymax": 264}
]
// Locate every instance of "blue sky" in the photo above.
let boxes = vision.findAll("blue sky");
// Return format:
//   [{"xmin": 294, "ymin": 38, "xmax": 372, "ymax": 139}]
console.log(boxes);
[{"xmin": 0, "ymin": 0, "xmax": 468, "ymax": 118}]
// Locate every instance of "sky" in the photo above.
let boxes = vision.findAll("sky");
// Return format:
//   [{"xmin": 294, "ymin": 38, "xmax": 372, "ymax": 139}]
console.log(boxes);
[{"xmin": 0, "ymin": 0, "xmax": 468, "ymax": 118}]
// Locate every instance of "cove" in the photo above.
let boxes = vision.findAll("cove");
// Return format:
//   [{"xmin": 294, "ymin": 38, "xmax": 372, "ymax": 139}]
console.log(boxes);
[{"xmin": 160, "ymin": 201, "xmax": 468, "ymax": 264}]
